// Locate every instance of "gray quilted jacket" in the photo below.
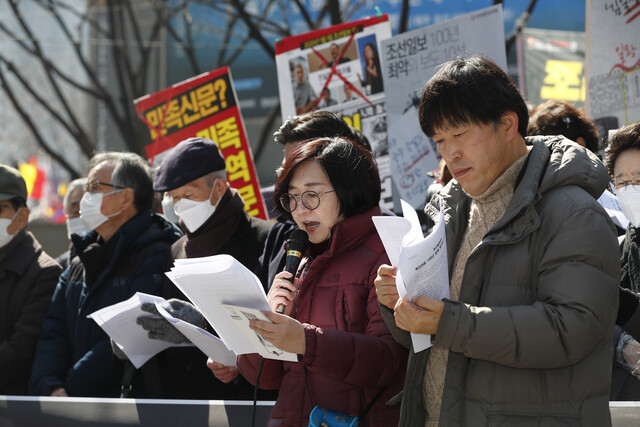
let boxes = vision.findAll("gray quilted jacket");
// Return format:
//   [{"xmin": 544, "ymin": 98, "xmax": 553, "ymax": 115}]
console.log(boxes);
[{"xmin": 382, "ymin": 136, "xmax": 620, "ymax": 426}]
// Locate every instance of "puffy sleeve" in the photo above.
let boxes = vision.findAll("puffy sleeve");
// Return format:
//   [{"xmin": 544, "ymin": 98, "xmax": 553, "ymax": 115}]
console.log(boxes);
[
  {"xmin": 434, "ymin": 203, "xmax": 619, "ymax": 369},
  {"xmin": 299, "ymin": 251, "xmax": 408, "ymax": 387},
  {"xmin": 0, "ymin": 255, "xmax": 60, "ymax": 392},
  {"xmin": 238, "ymin": 353, "xmax": 284, "ymax": 390}
]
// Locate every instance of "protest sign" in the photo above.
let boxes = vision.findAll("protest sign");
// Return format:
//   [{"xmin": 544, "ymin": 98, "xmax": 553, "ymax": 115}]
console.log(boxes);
[
  {"xmin": 381, "ymin": 4, "xmax": 506, "ymax": 209},
  {"xmin": 587, "ymin": 0, "xmax": 640, "ymax": 129},
  {"xmin": 134, "ymin": 68, "xmax": 267, "ymax": 219},
  {"xmin": 519, "ymin": 28, "xmax": 586, "ymax": 108},
  {"xmin": 275, "ymin": 15, "xmax": 393, "ymax": 208}
]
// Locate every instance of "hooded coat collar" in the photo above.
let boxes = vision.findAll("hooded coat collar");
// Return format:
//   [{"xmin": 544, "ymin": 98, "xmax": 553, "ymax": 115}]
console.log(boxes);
[{"xmin": 428, "ymin": 136, "xmax": 609, "ymax": 243}]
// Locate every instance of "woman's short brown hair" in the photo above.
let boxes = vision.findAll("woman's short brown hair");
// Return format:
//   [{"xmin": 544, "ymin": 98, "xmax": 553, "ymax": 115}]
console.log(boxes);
[
  {"xmin": 274, "ymin": 137, "xmax": 380, "ymax": 220},
  {"xmin": 605, "ymin": 121, "xmax": 640, "ymax": 176}
]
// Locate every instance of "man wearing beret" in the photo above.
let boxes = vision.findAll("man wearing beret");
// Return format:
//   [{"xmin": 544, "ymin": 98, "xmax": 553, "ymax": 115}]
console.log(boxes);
[
  {"xmin": 0, "ymin": 164, "xmax": 61, "ymax": 395},
  {"xmin": 141, "ymin": 137, "xmax": 273, "ymax": 399}
]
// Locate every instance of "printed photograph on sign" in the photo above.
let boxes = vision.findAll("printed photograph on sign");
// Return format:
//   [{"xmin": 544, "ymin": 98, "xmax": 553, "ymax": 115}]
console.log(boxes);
[
  {"xmin": 357, "ymin": 35, "xmax": 384, "ymax": 95},
  {"xmin": 289, "ymin": 57, "xmax": 317, "ymax": 115},
  {"xmin": 275, "ymin": 15, "xmax": 393, "ymax": 209},
  {"xmin": 308, "ymin": 41, "xmax": 358, "ymax": 72}
]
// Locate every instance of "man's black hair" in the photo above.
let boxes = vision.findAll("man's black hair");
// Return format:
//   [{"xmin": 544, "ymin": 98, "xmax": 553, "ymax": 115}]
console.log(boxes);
[{"xmin": 419, "ymin": 56, "xmax": 529, "ymax": 138}]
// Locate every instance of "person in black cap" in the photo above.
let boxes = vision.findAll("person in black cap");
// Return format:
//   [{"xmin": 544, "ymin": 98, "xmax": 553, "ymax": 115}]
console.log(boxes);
[
  {"xmin": 138, "ymin": 136, "xmax": 273, "ymax": 400},
  {"xmin": 0, "ymin": 164, "xmax": 62, "ymax": 395}
]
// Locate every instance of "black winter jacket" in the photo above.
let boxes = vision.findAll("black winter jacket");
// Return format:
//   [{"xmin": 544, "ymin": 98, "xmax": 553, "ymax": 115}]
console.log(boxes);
[{"xmin": 29, "ymin": 212, "xmax": 181, "ymax": 397}]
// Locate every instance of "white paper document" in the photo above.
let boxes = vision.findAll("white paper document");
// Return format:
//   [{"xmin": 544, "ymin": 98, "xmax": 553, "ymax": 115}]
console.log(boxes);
[
  {"xmin": 88, "ymin": 293, "xmax": 190, "ymax": 369},
  {"xmin": 598, "ymin": 189, "xmax": 629, "ymax": 230},
  {"xmin": 165, "ymin": 254, "xmax": 295, "ymax": 360},
  {"xmin": 220, "ymin": 304, "xmax": 297, "ymax": 362},
  {"xmin": 154, "ymin": 302, "xmax": 237, "ymax": 367},
  {"xmin": 373, "ymin": 199, "xmax": 449, "ymax": 352}
]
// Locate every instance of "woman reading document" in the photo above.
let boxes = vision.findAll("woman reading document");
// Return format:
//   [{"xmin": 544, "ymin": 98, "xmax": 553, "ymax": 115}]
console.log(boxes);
[{"xmin": 213, "ymin": 137, "xmax": 407, "ymax": 426}]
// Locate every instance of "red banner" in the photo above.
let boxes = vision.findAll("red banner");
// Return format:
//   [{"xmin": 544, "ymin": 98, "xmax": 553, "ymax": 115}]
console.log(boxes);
[{"xmin": 134, "ymin": 67, "xmax": 267, "ymax": 219}]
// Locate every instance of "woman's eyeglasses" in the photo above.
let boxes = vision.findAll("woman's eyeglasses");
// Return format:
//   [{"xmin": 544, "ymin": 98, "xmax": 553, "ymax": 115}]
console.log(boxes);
[
  {"xmin": 612, "ymin": 176, "xmax": 640, "ymax": 190},
  {"xmin": 279, "ymin": 190, "xmax": 335, "ymax": 212}
]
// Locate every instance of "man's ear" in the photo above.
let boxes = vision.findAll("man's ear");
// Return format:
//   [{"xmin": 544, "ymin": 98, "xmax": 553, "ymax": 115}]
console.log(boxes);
[
  {"xmin": 8, "ymin": 207, "xmax": 30, "ymax": 234},
  {"xmin": 120, "ymin": 188, "xmax": 135, "ymax": 211},
  {"xmin": 213, "ymin": 178, "xmax": 228, "ymax": 200},
  {"xmin": 501, "ymin": 111, "xmax": 520, "ymax": 141}
]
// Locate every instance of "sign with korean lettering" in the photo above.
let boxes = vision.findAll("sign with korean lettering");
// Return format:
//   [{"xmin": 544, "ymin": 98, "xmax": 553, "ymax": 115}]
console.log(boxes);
[
  {"xmin": 275, "ymin": 15, "xmax": 393, "ymax": 209},
  {"xmin": 380, "ymin": 4, "xmax": 506, "ymax": 210},
  {"xmin": 134, "ymin": 67, "xmax": 267, "ymax": 219},
  {"xmin": 587, "ymin": 0, "xmax": 640, "ymax": 128},
  {"xmin": 519, "ymin": 28, "xmax": 586, "ymax": 108}
]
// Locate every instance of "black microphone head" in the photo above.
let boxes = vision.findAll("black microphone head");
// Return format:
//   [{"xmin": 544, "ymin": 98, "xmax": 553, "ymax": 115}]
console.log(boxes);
[{"xmin": 288, "ymin": 229, "xmax": 309, "ymax": 252}]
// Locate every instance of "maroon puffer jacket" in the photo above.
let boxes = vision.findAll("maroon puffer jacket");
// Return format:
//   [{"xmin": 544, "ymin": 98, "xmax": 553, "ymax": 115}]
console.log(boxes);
[{"xmin": 238, "ymin": 207, "xmax": 408, "ymax": 427}]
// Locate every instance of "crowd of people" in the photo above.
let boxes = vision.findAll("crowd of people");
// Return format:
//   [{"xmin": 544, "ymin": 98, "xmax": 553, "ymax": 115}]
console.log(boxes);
[{"xmin": 1, "ymin": 54, "xmax": 639, "ymax": 426}]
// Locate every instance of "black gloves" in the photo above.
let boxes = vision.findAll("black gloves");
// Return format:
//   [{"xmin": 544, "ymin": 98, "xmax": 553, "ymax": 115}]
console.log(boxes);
[{"xmin": 136, "ymin": 299, "xmax": 205, "ymax": 344}]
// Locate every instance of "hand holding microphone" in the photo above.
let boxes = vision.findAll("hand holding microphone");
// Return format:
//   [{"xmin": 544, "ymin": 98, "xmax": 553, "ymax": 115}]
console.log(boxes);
[{"xmin": 275, "ymin": 229, "xmax": 308, "ymax": 314}]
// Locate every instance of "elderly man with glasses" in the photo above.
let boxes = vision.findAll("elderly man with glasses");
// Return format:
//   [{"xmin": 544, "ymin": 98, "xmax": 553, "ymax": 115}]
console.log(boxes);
[
  {"xmin": 29, "ymin": 152, "xmax": 181, "ymax": 398},
  {"xmin": 0, "ymin": 164, "xmax": 62, "ymax": 395}
]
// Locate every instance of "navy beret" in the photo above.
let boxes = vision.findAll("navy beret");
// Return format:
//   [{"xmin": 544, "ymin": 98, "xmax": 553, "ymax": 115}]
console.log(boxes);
[{"xmin": 153, "ymin": 137, "xmax": 226, "ymax": 192}]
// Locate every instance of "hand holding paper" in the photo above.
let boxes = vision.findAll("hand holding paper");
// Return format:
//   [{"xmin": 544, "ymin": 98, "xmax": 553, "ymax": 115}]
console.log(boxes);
[
  {"xmin": 394, "ymin": 295, "xmax": 445, "ymax": 335},
  {"xmin": 207, "ymin": 359, "xmax": 240, "ymax": 383},
  {"xmin": 373, "ymin": 199, "xmax": 450, "ymax": 352},
  {"xmin": 219, "ymin": 304, "xmax": 298, "ymax": 361},
  {"xmin": 249, "ymin": 311, "xmax": 306, "ymax": 355},
  {"xmin": 374, "ymin": 264, "xmax": 400, "ymax": 309},
  {"xmin": 165, "ymin": 255, "xmax": 299, "ymax": 361},
  {"xmin": 88, "ymin": 293, "xmax": 190, "ymax": 369}
]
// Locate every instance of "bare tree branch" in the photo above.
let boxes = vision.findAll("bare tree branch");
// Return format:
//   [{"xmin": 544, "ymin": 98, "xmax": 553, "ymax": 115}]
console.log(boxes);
[
  {"xmin": 228, "ymin": 0, "xmax": 276, "ymax": 59},
  {"xmin": 182, "ymin": 1, "xmax": 201, "ymax": 75},
  {"xmin": 293, "ymin": 0, "xmax": 313, "ymax": 28},
  {"xmin": 135, "ymin": 3, "xmax": 181, "ymax": 93},
  {"xmin": 252, "ymin": 103, "xmax": 281, "ymax": 162},
  {"xmin": 2, "ymin": 0, "xmax": 349, "ymax": 179},
  {"xmin": 7, "ymin": 0, "xmax": 95, "ymax": 156},
  {"xmin": 342, "ymin": 0, "xmax": 366, "ymax": 20},
  {"xmin": 327, "ymin": 0, "xmax": 341, "ymax": 25},
  {"xmin": 165, "ymin": 21, "xmax": 201, "ymax": 75},
  {"xmin": 505, "ymin": 0, "xmax": 538, "ymax": 52},
  {"xmin": 106, "ymin": 1, "xmax": 141, "ymax": 153},
  {"xmin": 0, "ymin": 64, "xmax": 82, "ymax": 178},
  {"xmin": 399, "ymin": 0, "xmax": 410, "ymax": 34},
  {"xmin": 0, "ymin": 56, "xmax": 94, "ymax": 157},
  {"xmin": 36, "ymin": 0, "xmax": 110, "ymax": 36}
]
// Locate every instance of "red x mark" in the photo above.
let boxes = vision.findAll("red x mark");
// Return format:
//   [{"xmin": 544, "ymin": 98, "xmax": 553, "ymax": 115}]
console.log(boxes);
[
  {"xmin": 310, "ymin": 34, "xmax": 374, "ymax": 108},
  {"xmin": 625, "ymin": 1, "xmax": 640, "ymax": 24}
]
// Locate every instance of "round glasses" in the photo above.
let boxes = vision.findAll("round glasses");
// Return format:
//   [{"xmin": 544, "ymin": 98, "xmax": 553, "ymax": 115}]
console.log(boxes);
[
  {"xmin": 279, "ymin": 190, "xmax": 335, "ymax": 212},
  {"xmin": 612, "ymin": 176, "xmax": 640, "ymax": 190}
]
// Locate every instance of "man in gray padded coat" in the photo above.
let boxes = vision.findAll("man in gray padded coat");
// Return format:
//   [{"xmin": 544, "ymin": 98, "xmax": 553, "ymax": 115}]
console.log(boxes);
[{"xmin": 374, "ymin": 56, "xmax": 620, "ymax": 426}]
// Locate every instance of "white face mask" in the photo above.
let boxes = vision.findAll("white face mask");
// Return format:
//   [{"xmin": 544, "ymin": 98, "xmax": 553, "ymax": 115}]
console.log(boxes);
[
  {"xmin": 0, "ymin": 210, "xmax": 19, "ymax": 248},
  {"xmin": 66, "ymin": 216, "xmax": 90, "ymax": 238},
  {"xmin": 617, "ymin": 185, "xmax": 640, "ymax": 228},
  {"xmin": 173, "ymin": 181, "xmax": 217, "ymax": 233},
  {"xmin": 161, "ymin": 194, "xmax": 180, "ymax": 224},
  {"xmin": 80, "ymin": 191, "xmax": 121, "ymax": 231}
]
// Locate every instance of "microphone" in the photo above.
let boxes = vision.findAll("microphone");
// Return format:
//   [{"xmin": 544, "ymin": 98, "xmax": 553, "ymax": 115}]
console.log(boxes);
[{"xmin": 276, "ymin": 229, "xmax": 309, "ymax": 314}]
